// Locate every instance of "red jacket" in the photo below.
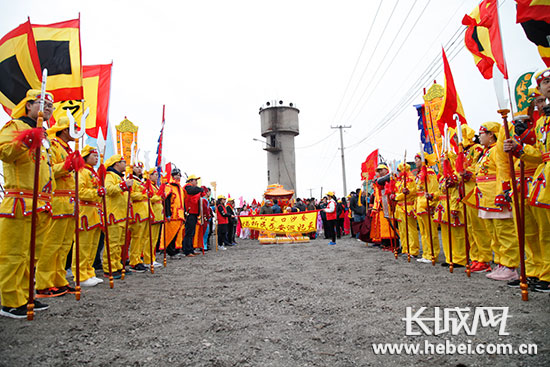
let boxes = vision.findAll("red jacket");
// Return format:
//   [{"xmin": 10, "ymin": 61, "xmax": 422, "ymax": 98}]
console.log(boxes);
[{"xmin": 217, "ymin": 204, "xmax": 229, "ymax": 224}]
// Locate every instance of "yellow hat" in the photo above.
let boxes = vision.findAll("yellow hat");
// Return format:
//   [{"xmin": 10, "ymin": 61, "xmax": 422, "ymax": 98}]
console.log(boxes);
[
  {"xmin": 217, "ymin": 195, "xmax": 226, "ymax": 200},
  {"xmin": 46, "ymin": 116, "xmax": 72, "ymax": 137},
  {"xmin": 480, "ymin": 121, "xmax": 501, "ymax": 135},
  {"xmin": 461, "ymin": 124, "xmax": 476, "ymax": 146},
  {"xmin": 187, "ymin": 174, "xmax": 200, "ymax": 182},
  {"xmin": 397, "ymin": 162, "xmax": 410, "ymax": 172},
  {"xmin": 147, "ymin": 168, "xmax": 158, "ymax": 175},
  {"xmin": 11, "ymin": 89, "xmax": 54, "ymax": 119},
  {"xmin": 227, "ymin": 197, "xmax": 235, "ymax": 202},
  {"xmin": 528, "ymin": 87, "xmax": 541, "ymax": 98},
  {"xmin": 327, "ymin": 191, "xmax": 335, "ymax": 196},
  {"xmin": 376, "ymin": 163, "xmax": 389, "ymax": 171},
  {"xmin": 535, "ymin": 67, "xmax": 550, "ymax": 86},
  {"xmin": 81, "ymin": 145, "xmax": 98, "ymax": 158},
  {"xmin": 104, "ymin": 154, "xmax": 124, "ymax": 168}
]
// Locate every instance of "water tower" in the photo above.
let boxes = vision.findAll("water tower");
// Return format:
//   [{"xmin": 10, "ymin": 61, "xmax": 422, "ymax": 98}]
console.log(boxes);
[{"xmin": 259, "ymin": 100, "xmax": 300, "ymax": 194}]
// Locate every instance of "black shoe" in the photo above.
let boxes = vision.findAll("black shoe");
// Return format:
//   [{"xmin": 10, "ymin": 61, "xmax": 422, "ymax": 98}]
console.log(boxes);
[
  {"xmin": 0, "ymin": 305, "xmax": 28, "ymax": 319},
  {"xmin": 59, "ymin": 285, "xmax": 77, "ymax": 294},
  {"xmin": 131, "ymin": 263, "xmax": 147, "ymax": 273},
  {"xmin": 441, "ymin": 262, "xmax": 449, "ymax": 267},
  {"xmin": 507, "ymin": 279, "xmax": 521, "ymax": 288},
  {"xmin": 33, "ymin": 300, "xmax": 49, "ymax": 311},
  {"xmin": 534, "ymin": 280, "xmax": 550, "ymax": 293}
]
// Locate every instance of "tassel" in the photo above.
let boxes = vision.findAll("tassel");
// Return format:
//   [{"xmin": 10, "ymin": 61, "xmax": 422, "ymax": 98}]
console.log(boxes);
[
  {"xmin": 455, "ymin": 151, "xmax": 465, "ymax": 175},
  {"xmin": 443, "ymin": 158, "xmax": 453, "ymax": 178},
  {"xmin": 63, "ymin": 151, "xmax": 86, "ymax": 172},
  {"xmin": 14, "ymin": 127, "xmax": 44, "ymax": 151},
  {"xmin": 97, "ymin": 164, "xmax": 107, "ymax": 185}
]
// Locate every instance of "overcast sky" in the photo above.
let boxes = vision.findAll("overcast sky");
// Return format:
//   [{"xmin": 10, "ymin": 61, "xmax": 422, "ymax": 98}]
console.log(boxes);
[{"xmin": 0, "ymin": 0, "xmax": 545, "ymax": 203}]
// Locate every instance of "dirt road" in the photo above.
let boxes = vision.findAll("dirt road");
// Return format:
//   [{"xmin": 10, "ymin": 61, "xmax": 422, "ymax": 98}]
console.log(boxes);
[{"xmin": 0, "ymin": 237, "xmax": 548, "ymax": 366}]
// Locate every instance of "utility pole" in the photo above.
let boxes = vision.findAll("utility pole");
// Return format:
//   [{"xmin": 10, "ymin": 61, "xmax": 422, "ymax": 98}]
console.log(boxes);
[
  {"xmin": 308, "ymin": 188, "xmax": 313, "ymax": 198},
  {"xmin": 331, "ymin": 125, "xmax": 352, "ymax": 197}
]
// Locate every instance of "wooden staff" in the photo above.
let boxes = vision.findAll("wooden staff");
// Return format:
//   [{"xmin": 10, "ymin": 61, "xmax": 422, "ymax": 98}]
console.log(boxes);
[
  {"xmin": 146, "ymin": 180, "xmax": 155, "ymax": 274},
  {"xmin": 27, "ymin": 70, "xmax": 49, "ymax": 320},
  {"xmin": 442, "ymin": 126, "xmax": 454, "ymax": 273},
  {"xmin": 402, "ymin": 151, "xmax": 411, "ymax": 263},
  {"xmin": 199, "ymin": 195, "xmax": 205, "ymax": 256},
  {"xmin": 389, "ymin": 193, "xmax": 399, "ymax": 260},
  {"xmin": 98, "ymin": 154, "xmax": 114, "ymax": 288},
  {"xmin": 162, "ymin": 193, "xmax": 167, "ymax": 267},
  {"xmin": 498, "ymin": 109, "xmax": 527, "ymax": 301},
  {"xmin": 455, "ymin": 117, "xmax": 471, "ymax": 277},
  {"xmin": 419, "ymin": 144, "xmax": 436, "ymax": 266}
]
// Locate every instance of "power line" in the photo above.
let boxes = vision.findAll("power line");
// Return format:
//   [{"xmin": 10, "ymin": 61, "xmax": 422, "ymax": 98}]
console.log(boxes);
[
  {"xmin": 296, "ymin": 131, "xmax": 336, "ymax": 149},
  {"xmin": 335, "ymin": 0, "xmax": 403, "ymax": 124},
  {"xmin": 342, "ymin": 0, "xmax": 422, "ymax": 123},
  {"xmin": 330, "ymin": 0, "xmax": 383, "ymax": 124}
]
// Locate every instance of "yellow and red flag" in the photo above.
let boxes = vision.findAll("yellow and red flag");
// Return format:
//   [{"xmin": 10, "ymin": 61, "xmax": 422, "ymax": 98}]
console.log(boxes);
[
  {"xmin": 52, "ymin": 63, "xmax": 112, "ymax": 137},
  {"xmin": 361, "ymin": 149, "xmax": 378, "ymax": 181},
  {"xmin": 436, "ymin": 48, "xmax": 467, "ymax": 151},
  {"xmin": 239, "ymin": 211, "xmax": 318, "ymax": 234},
  {"xmin": 462, "ymin": 0, "xmax": 508, "ymax": 79},
  {"xmin": 516, "ymin": 0, "xmax": 550, "ymax": 67},
  {"xmin": 0, "ymin": 19, "xmax": 42, "ymax": 113},
  {"xmin": 32, "ymin": 18, "xmax": 83, "ymax": 102}
]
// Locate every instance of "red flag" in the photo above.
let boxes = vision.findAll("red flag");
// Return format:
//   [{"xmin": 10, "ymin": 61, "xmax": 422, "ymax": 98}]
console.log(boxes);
[
  {"xmin": 361, "ymin": 149, "xmax": 378, "ymax": 181},
  {"xmin": 436, "ymin": 48, "xmax": 467, "ymax": 151},
  {"xmin": 462, "ymin": 0, "xmax": 508, "ymax": 79},
  {"xmin": 83, "ymin": 63, "xmax": 112, "ymax": 139}
]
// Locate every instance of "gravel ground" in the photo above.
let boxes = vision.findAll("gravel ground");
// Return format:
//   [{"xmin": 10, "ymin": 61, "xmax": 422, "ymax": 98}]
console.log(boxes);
[{"xmin": 0, "ymin": 237, "xmax": 548, "ymax": 366}]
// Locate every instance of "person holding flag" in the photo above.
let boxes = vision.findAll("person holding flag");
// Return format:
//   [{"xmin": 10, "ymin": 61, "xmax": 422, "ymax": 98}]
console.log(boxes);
[
  {"xmin": 72, "ymin": 145, "xmax": 104, "ymax": 287},
  {"xmin": 35, "ymin": 117, "xmax": 80, "ymax": 298},
  {"xmin": 103, "ymin": 154, "xmax": 133, "ymax": 279},
  {"xmin": 414, "ymin": 153, "xmax": 440, "ymax": 264},
  {"xmin": 503, "ymin": 68, "xmax": 550, "ymax": 292},
  {"xmin": 128, "ymin": 162, "xmax": 149, "ymax": 272},
  {"xmin": 0, "ymin": 89, "xmax": 55, "ymax": 318}
]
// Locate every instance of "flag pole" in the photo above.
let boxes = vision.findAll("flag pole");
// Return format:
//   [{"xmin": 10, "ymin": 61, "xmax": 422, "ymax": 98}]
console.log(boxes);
[
  {"xmin": 97, "ymin": 130, "xmax": 114, "ymax": 288},
  {"xmin": 420, "ymin": 142, "xmax": 436, "ymax": 266},
  {"xmin": 495, "ymin": 0, "xmax": 528, "ymax": 301},
  {"xmin": 402, "ymin": 150, "xmax": 411, "ymax": 263},
  {"xmin": 455, "ymin": 116, "xmax": 472, "ymax": 278}
]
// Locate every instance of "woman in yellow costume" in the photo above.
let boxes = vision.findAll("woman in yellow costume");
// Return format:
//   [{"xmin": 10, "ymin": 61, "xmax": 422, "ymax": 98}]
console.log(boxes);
[
  {"xmin": 72, "ymin": 145, "xmax": 104, "ymax": 287},
  {"xmin": 392, "ymin": 162, "xmax": 419, "ymax": 257}
]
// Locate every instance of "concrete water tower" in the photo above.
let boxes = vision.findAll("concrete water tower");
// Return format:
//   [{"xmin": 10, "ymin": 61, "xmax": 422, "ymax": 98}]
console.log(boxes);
[{"xmin": 259, "ymin": 100, "xmax": 300, "ymax": 194}]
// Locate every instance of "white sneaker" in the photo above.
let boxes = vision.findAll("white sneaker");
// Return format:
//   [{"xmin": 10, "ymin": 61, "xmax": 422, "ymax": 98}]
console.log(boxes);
[
  {"xmin": 92, "ymin": 276, "xmax": 104, "ymax": 284},
  {"xmin": 220, "ymin": 246, "xmax": 227, "ymax": 250},
  {"xmin": 417, "ymin": 258, "xmax": 432, "ymax": 264},
  {"xmin": 81, "ymin": 278, "xmax": 99, "ymax": 287},
  {"xmin": 153, "ymin": 261, "xmax": 162, "ymax": 267}
]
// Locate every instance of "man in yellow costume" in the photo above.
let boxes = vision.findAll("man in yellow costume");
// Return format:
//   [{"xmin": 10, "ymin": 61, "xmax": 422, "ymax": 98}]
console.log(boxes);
[
  {"xmin": 162, "ymin": 167, "xmax": 185, "ymax": 258},
  {"xmin": 129, "ymin": 162, "xmax": 149, "ymax": 272},
  {"xmin": 0, "ymin": 89, "xmax": 54, "ymax": 318},
  {"xmin": 72, "ymin": 145, "xmax": 104, "ymax": 287},
  {"xmin": 143, "ymin": 168, "xmax": 163, "ymax": 268},
  {"xmin": 469, "ymin": 122, "xmax": 518, "ymax": 281},
  {"xmin": 414, "ymin": 153, "xmax": 440, "ymax": 263},
  {"xmin": 35, "ymin": 117, "xmax": 77, "ymax": 298},
  {"xmin": 434, "ymin": 143, "xmax": 467, "ymax": 268},
  {"xmin": 457, "ymin": 125, "xmax": 493, "ymax": 273},
  {"xmin": 504, "ymin": 67, "xmax": 550, "ymax": 292},
  {"xmin": 392, "ymin": 162, "xmax": 419, "ymax": 258},
  {"xmin": 103, "ymin": 154, "xmax": 133, "ymax": 278}
]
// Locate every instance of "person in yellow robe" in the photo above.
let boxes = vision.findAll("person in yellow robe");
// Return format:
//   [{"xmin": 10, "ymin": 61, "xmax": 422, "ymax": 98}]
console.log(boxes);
[
  {"xmin": 503, "ymin": 67, "xmax": 550, "ymax": 292},
  {"xmin": 468, "ymin": 122, "xmax": 518, "ymax": 281},
  {"xmin": 141, "ymin": 169, "xmax": 164, "ymax": 267},
  {"xmin": 103, "ymin": 155, "xmax": 133, "ymax": 278},
  {"xmin": 0, "ymin": 90, "xmax": 55, "ymax": 318},
  {"xmin": 457, "ymin": 125, "xmax": 493, "ymax": 273},
  {"xmin": 35, "ymin": 117, "xmax": 78, "ymax": 298},
  {"xmin": 434, "ymin": 146, "xmax": 467, "ymax": 268},
  {"xmin": 392, "ymin": 162, "xmax": 419, "ymax": 257},
  {"xmin": 72, "ymin": 145, "xmax": 104, "ymax": 287},
  {"xmin": 414, "ymin": 154, "xmax": 440, "ymax": 263},
  {"xmin": 128, "ymin": 162, "xmax": 149, "ymax": 272}
]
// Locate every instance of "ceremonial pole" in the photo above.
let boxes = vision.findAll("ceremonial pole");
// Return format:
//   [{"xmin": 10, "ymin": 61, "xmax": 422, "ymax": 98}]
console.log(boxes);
[
  {"xmin": 27, "ymin": 69, "xmax": 48, "ymax": 320},
  {"xmin": 121, "ymin": 142, "xmax": 136, "ymax": 280},
  {"xmin": 67, "ymin": 106, "xmax": 88, "ymax": 300},
  {"xmin": 97, "ymin": 131, "xmax": 114, "ymax": 288},
  {"xmin": 495, "ymin": 4, "xmax": 528, "ymax": 301},
  {"xmin": 443, "ymin": 125, "xmax": 454, "ymax": 273},
  {"xmin": 455, "ymin": 116, "xmax": 471, "ymax": 277},
  {"xmin": 420, "ymin": 143, "xmax": 436, "ymax": 266},
  {"xmin": 402, "ymin": 151, "xmax": 411, "ymax": 263}
]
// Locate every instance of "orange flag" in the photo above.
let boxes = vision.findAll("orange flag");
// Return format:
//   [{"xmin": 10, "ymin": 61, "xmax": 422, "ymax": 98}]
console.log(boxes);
[{"xmin": 361, "ymin": 149, "xmax": 378, "ymax": 181}]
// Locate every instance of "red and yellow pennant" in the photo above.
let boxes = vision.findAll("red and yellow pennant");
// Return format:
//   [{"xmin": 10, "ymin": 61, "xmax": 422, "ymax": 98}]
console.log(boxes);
[
  {"xmin": 0, "ymin": 19, "xmax": 42, "ymax": 112},
  {"xmin": 239, "ymin": 211, "xmax": 318, "ymax": 234},
  {"xmin": 32, "ymin": 18, "xmax": 83, "ymax": 102},
  {"xmin": 462, "ymin": 0, "xmax": 508, "ymax": 79},
  {"xmin": 516, "ymin": 0, "xmax": 550, "ymax": 67}
]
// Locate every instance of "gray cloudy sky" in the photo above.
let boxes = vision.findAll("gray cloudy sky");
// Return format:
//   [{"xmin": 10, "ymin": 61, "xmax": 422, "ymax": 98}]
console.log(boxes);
[{"xmin": 0, "ymin": 0, "xmax": 545, "ymax": 202}]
